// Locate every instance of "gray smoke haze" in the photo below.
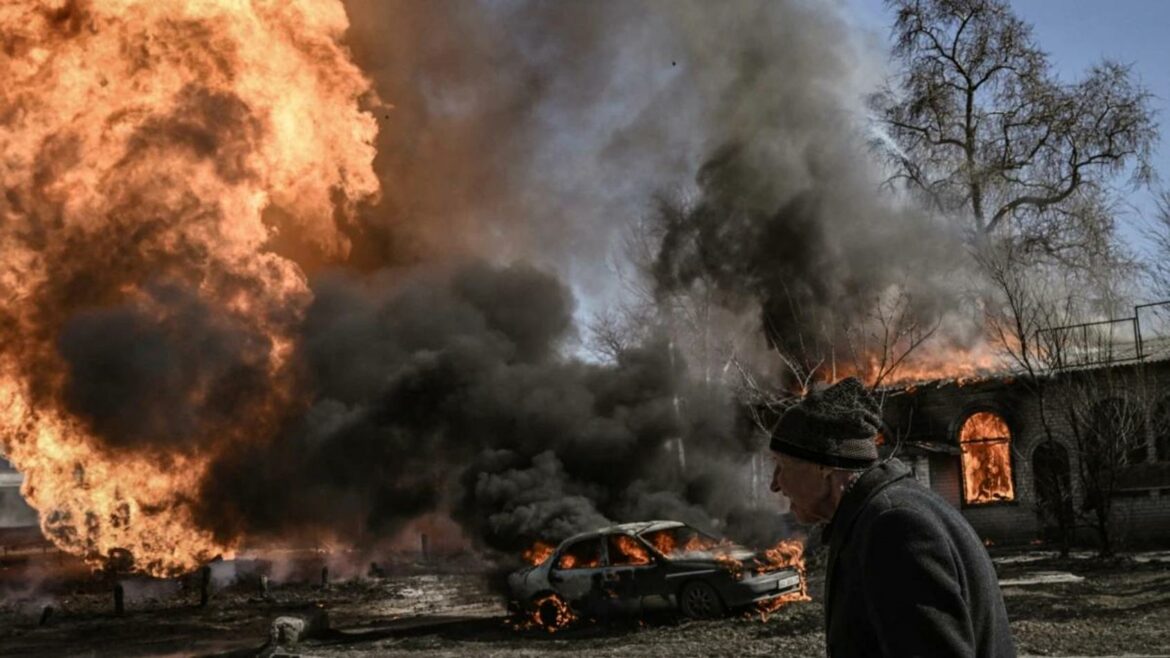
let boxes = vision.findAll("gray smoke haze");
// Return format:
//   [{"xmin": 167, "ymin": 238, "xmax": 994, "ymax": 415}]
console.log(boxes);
[
  {"xmin": 650, "ymin": 143, "xmax": 966, "ymax": 379},
  {"xmin": 338, "ymin": 0, "xmax": 971, "ymax": 372},
  {"xmin": 630, "ymin": 4, "xmax": 970, "ymax": 377},
  {"xmin": 337, "ymin": 2, "xmax": 870, "ymax": 295}
]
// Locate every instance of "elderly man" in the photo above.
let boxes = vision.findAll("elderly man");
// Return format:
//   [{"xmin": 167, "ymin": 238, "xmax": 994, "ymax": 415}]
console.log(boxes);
[{"xmin": 770, "ymin": 377, "xmax": 1014, "ymax": 657}]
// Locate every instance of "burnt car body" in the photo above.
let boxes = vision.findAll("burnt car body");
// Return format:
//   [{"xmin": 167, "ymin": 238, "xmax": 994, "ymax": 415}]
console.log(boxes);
[{"xmin": 507, "ymin": 520, "xmax": 801, "ymax": 620}]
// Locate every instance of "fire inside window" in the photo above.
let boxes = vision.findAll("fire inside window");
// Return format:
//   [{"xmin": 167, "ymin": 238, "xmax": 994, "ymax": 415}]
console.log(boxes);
[{"xmin": 958, "ymin": 412, "xmax": 1016, "ymax": 505}]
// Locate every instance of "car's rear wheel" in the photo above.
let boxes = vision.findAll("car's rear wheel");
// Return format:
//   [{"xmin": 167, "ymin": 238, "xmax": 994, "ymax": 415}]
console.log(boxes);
[
  {"xmin": 679, "ymin": 581, "xmax": 724, "ymax": 619},
  {"xmin": 538, "ymin": 597, "xmax": 562, "ymax": 627}
]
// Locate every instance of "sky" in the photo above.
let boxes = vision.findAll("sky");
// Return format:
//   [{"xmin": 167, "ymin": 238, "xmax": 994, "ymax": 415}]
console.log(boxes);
[{"xmin": 846, "ymin": 0, "xmax": 1170, "ymax": 271}]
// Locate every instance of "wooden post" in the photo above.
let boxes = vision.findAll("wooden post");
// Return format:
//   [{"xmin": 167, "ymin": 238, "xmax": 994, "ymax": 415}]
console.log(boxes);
[
  {"xmin": 260, "ymin": 574, "xmax": 270, "ymax": 597},
  {"xmin": 114, "ymin": 583, "xmax": 124, "ymax": 616},
  {"xmin": 320, "ymin": 566, "xmax": 329, "ymax": 587}
]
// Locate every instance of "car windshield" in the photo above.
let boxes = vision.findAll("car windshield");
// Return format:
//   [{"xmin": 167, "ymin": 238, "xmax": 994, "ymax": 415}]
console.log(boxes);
[{"xmin": 638, "ymin": 525, "xmax": 734, "ymax": 558}]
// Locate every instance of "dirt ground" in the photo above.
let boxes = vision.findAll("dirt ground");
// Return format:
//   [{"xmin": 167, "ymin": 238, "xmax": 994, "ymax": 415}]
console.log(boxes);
[{"xmin": 1, "ymin": 547, "xmax": 1168, "ymax": 657}]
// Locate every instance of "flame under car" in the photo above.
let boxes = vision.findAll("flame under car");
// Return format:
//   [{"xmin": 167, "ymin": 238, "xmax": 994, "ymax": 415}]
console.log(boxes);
[{"xmin": 507, "ymin": 521, "xmax": 802, "ymax": 624}]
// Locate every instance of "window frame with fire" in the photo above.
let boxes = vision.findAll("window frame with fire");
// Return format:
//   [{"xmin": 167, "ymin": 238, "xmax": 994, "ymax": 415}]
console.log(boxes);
[{"xmin": 956, "ymin": 409, "xmax": 1018, "ymax": 507}]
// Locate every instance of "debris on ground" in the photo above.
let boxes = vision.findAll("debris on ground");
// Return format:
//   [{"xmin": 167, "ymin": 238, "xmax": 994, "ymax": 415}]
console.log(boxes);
[{"xmin": 1, "ymin": 548, "xmax": 1167, "ymax": 656}]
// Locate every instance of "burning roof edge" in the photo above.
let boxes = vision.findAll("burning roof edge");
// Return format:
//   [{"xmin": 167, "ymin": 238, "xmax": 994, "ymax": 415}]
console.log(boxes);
[{"xmin": 877, "ymin": 349, "xmax": 1170, "ymax": 396}]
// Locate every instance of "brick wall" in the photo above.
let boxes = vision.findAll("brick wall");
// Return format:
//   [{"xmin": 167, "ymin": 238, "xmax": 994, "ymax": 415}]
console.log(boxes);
[
  {"xmin": 1110, "ymin": 492, "xmax": 1170, "ymax": 546},
  {"xmin": 882, "ymin": 360, "xmax": 1170, "ymax": 548},
  {"xmin": 928, "ymin": 454, "xmax": 961, "ymax": 507}
]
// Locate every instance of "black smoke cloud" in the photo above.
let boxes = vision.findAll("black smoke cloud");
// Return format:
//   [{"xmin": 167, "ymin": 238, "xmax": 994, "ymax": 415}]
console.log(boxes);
[
  {"xmin": 195, "ymin": 263, "xmax": 778, "ymax": 552},
  {"xmin": 57, "ymin": 281, "xmax": 272, "ymax": 452},
  {"xmin": 651, "ymin": 143, "xmax": 963, "ymax": 377},
  {"xmin": 630, "ymin": 1, "xmax": 970, "ymax": 378}
]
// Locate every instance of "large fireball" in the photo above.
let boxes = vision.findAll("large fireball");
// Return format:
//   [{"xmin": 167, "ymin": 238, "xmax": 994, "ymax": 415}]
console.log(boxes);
[{"xmin": 0, "ymin": 0, "xmax": 378, "ymax": 576}]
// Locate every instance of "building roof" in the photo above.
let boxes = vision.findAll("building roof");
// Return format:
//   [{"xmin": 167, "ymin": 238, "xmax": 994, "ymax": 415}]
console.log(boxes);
[{"xmin": 561, "ymin": 520, "xmax": 686, "ymax": 545}]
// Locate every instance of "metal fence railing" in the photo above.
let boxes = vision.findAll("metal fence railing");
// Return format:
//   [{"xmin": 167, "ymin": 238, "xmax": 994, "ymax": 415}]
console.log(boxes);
[
  {"xmin": 1039, "ymin": 300, "xmax": 1170, "ymax": 369},
  {"xmin": 1135, "ymin": 301, "xmax": 1170, "ymax": 360}
]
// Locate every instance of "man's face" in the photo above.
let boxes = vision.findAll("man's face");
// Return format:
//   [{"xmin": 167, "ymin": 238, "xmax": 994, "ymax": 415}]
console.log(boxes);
[{"xmin": 770, "ymin": 452, "xmax": 833, "ymax": 524}]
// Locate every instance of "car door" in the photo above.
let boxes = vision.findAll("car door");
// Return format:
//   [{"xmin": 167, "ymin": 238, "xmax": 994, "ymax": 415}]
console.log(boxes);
[
  {"xmin": 604, "ymin": 532, "xmax": 668, "ymax": 604},
  {"xmin": 548, "ymin": 535, "xmax": 605, "ymax": 603}
]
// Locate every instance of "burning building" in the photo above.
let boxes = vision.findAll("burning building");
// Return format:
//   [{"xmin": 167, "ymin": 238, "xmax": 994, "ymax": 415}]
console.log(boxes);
[{"xmin": 879, "ymin": 306, "xmax": 1170, "ymax": 548}]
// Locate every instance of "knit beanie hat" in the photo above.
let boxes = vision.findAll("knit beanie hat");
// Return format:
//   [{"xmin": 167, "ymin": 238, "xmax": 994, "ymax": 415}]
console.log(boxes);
[{"xmin": 770, "ymin": 377, "xmax": 881, "ymax": 469}]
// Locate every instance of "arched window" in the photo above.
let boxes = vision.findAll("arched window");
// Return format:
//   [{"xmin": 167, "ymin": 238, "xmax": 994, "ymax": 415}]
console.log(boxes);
[
  {"xmin": 1152, "ymin": 397, "xmax": 1170, "ymax": 463},
  {"xmin": 1088, "ymin": 398, "xmax": 1148, "ymax": 467},
  {"xmin": 958, "ymin": 411, "xmax": 1015, "ymax": 504}
]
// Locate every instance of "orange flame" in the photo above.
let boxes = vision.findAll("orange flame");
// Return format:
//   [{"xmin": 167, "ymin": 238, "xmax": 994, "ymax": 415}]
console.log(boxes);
[
  {"xmin": 683, "ymin": 534, "xmax": 720, "ymax": 553},
  {"xmin": 520, "ymin": 593, "xmax": 577, "ymax": 633},
  {"xmin": 611, "ymin": 534, "xmax": 651, "ymax": 566},
  {"xmin": 555, "ymin": 551, "xmax": 602, "ymax": 570},
  {"xmin": 647, "ymin": 531, "xmax": 676, "ymax": 555},
  {"xmin": 522, "ymin": 541, "xmax": 554, "ymax": 566},
  {"xmin": 644, "ymin": 529, "xmax": 720, "ymax": 557},
  {"xmin": 712, "ymin": 551, "xmax": 745, "ymax": 579},
  {"xmin": 752, "ymin": 538, "xmax": 810, "ymax": 620},
  {"xmin": 756, "ymin": 538, "xmax": 804, "ymax": 573},
  {"xmin": 810, "ymin": 341, "xmax": 1003, "ymax": 391},
  {"xmin": 959, "ymin": 412, "xmax": 1015, "ymax": 504},
  {"xmin": 0, "ymin": 0, "xmax": 378, "ymax": 576}
]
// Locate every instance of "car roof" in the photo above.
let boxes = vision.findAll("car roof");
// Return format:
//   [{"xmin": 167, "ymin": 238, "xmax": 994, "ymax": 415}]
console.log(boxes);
[{"xmin": 559, "ymin": 520, "xmax": 687, "ymax": 546}]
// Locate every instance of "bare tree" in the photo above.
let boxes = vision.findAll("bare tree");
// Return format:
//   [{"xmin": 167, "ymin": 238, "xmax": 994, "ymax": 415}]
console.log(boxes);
[
  {"xmin": 873, "ymin": 0, "xmax": 1157, "ymax": 265},
  {"xmin": 1146, "ymin": 191, "xmax": 1170, "ymax": 299},
  {"xmin": 853, "ymin": 288, "xmax": 941, "ymax": 390},
  {"xmin": 588, "ymin": 194, "xmax": 762, "ymax": 387},
  {"xmin": 981, "ymin": 243, "xmax": 1076, "ymax": 555},
  {"xmin": 982, "ymin": 241, "xmax": 1154, "ymax": 556},
  {"xmin": 636, "ymin": 189, "xmax": 945, "ymax": 393},
  {"xmin": 1060, "ymin": 372, "xmax": 1151, "ymax": 557}
]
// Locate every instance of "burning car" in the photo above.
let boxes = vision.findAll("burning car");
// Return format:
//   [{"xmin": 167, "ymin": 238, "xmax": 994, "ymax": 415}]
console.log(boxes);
[{"xmin": 508, "ymin": 521, "xmax": 803, "ymax": 628}]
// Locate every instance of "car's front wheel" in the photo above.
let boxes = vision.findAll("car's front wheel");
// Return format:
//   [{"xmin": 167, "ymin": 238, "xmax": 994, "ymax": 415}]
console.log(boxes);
[{"xmin": 678, "ymin": 581, "xmax": 725, "ymax": 619}]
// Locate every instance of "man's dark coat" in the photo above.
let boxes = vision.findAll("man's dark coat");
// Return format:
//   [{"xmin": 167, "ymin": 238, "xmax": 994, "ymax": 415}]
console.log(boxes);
[{"xmin": 822, "ymin": 458, "xmax": 1015, "ymax": 657}]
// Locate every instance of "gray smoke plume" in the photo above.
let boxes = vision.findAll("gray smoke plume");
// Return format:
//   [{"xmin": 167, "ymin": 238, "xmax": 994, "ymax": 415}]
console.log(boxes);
[
  {"xmin": 650, "ymin": 143, "xmax": 965, "ymax": 380},
  {"xmin": 630, "ymin": 4, "xmax": 969, "ymax": 379},
  {"xmin": 337, "ymin": 0, "xmax": 971, "ymax": 376}
]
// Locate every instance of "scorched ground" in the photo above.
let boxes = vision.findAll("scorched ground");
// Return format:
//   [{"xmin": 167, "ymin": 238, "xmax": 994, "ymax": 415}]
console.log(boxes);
[{"xmin": 2, "ymin": 547, "xmax": 1169, "ymax": 656}]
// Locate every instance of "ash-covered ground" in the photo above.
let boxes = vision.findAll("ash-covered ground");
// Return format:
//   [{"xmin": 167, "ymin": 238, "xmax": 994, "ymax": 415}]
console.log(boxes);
[{"xmin": 1, "ymin": 547, "xmax": 1168, "ymax": 657}]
